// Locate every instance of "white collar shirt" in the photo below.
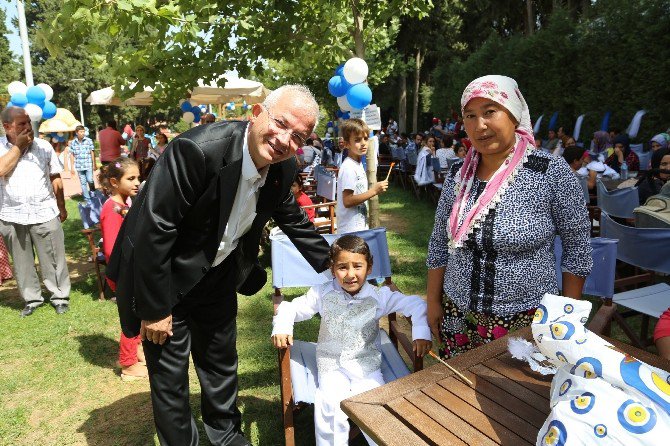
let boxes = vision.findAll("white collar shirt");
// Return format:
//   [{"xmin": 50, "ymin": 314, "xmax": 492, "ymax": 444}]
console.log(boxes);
[
  {"xmin": 213, "ymin": 125, "xmax": 269, "ymax": 266},
  {"xmin": 0, "ymin": 136, "xmax": 62, "ymax": 225}
]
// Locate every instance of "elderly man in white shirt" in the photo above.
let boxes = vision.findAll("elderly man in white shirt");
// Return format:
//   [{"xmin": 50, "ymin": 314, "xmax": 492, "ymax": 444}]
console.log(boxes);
[{"xmin": 0, "ymin": 107, "xmax": 70, "ymax": 317}]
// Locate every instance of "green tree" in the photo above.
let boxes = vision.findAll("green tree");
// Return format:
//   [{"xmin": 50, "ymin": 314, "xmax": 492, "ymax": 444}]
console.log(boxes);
[{"xmin": 0, "ymin": 8, "xmax": 20, "ymax": 97}]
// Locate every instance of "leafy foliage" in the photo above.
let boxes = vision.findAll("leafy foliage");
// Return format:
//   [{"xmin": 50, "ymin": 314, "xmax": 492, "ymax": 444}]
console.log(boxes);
[{"xmin": 431, "ymin": 0, "xmax": 670, "ymax": 142}]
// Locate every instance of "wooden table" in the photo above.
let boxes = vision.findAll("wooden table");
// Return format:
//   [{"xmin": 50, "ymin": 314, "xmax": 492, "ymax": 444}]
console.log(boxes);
[{"xmin": 341, "ymin": 326, "xmax": 670, "ymax": 446}]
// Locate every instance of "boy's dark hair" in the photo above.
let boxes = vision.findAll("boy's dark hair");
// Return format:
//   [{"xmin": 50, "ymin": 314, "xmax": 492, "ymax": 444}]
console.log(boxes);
[
  {"xmin": 340, "ymin": 118, "xmax": 370, "ymax": 142},
  {"xmin": 562, "ymin": 146, "xmax": 583, "ymax": 165},
  {"xmin": 98, "ymin": 157, "xmax": 139, "ymax": 194},
  {"xmin": 329, "ymin": 235, "xmax": 373, "ymax": 268},
  {"xmin": 75, "ymin": 125, "xmax": 85, "ymax": 132},
  {"xmin": 106, "ymin": 120, "xmax": 117, "ymax": 129}
]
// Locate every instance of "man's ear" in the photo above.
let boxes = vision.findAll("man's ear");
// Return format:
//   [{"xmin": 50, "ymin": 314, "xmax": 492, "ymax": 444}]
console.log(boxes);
[{"xmin": 250, "ymin": 104, "xmax": 263, "ymax": 124}]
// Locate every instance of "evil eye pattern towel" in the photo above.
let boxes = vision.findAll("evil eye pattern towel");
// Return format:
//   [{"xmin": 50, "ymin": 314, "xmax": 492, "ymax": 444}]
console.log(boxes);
[{"xmin": 532, "ymin": 294, "xmax": 670, "ymax": 445}]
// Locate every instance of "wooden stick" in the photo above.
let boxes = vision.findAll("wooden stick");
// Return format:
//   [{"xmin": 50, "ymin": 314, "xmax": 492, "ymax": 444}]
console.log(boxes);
[
  {"xmin": 384, "ymin": 162, "xmax": 396, "ymax": 182},
  {"xmin": 428, "ymin": 350, "xmax": 474, "ymax": 387}
]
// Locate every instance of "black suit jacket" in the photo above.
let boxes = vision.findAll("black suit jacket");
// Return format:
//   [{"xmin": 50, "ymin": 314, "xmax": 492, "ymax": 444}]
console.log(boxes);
[{"xmin": 107, "ymin": 121, "xmax": 330, "ymax": 337}]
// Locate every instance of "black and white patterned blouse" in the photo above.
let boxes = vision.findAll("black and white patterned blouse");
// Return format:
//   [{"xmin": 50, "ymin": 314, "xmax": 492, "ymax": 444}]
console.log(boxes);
[{"xmin": 427, "ymin": 150, "xmax": 593, "ymax": 316}]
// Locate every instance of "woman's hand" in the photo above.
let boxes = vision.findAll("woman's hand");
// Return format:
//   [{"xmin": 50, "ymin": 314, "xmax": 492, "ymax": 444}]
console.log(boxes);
[
  {"xmin": 427, "ymin": 298, "xmax": 443, "ymax": 341},
  {"xmin": 413, "ymin": 339, "xmax": 433, "ymax": 358},
  {"xmin": 272, "ymin": 333, "xmax": 293, "ymax": 349}
]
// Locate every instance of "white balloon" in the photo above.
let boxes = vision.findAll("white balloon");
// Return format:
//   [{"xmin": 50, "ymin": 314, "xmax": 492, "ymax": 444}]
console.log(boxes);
[
  {"xmin": 327, "ymin": 127, "xmax": 334, "ymax": 134},
  {"xmin": 337, "ymin": 95, "xmax": 353, "ymax": 112},
  {"xmin": 182, "ymin": 111, "xmax": 195, "ymax": 123},
  {"xmin": 36, "ymin": 83, "xmax": 53, "ymax": 101},
  {"xmin": 7, "ymin": 81, "xmax": 27, "ymax": 96},
  {"xmin": 57, "ymin": 132, "xmax": 64, "ymax": 137},
  {"xmin": 51, "ymin": 137, "xmax": 58, "ymax": 143},
  {"xmin": 342, "ymin": 58, "xmax": 368, "ymax": 85},
  {"xmin": 24, "ymin": 103, "xmax": 43, "ymax": 121}
]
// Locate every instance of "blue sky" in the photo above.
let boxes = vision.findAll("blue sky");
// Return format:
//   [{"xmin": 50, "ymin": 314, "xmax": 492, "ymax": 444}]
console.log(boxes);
[{"xmin": 2, "ymin": 1, "xmax": 24, "ymax": 58}]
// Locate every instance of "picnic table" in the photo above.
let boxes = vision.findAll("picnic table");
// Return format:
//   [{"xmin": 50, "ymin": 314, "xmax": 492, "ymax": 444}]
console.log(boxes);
[{"xmin": 341, "ymin": 326, "xmax": 670, "ymax": 445}]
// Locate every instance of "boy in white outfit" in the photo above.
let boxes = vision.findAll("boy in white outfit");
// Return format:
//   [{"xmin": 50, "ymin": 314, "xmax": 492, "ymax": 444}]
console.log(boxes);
[
  {"xmin": 336, "ymin": 119, "xmax": 388, "ymax": 233},
  {"xmin": 272, "ymin": 235, "xmax": 432, "ymax": 445}
]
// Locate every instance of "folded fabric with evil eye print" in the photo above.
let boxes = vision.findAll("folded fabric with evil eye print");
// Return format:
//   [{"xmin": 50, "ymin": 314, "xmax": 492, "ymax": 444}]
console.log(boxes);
[{"xmin": 532, "ymin": 294, "xmax": 670, "ymax": 446}]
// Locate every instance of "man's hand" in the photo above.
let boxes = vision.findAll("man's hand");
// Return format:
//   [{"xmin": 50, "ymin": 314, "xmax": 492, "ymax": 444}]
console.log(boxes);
[
  {"xmin": 141, "ymin": 314, "xmax": 173, "ymax": 345},
  {"xmin": 413, "ymin": 339, "xmax": 433, "ymax": 358},
  {"xmin": 59, "ymin": 208, "xmax": 68, "ymax": 222},
  {"xmin": 272, "ymin": 333, "xmax": 293, "ymax": 349},
  {"xmin": 373, "ymin": 179, "xmax": 389, "ymax": 195},
  {"xmin": 16, "ymin": 128, "xmax": 33, "ymax": 152}
]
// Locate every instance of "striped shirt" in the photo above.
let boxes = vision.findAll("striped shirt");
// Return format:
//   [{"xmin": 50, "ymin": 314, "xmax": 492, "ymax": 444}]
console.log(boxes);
[{"xmin": 0, "ymin": 136, "xmax": 63, "ymax": 224}]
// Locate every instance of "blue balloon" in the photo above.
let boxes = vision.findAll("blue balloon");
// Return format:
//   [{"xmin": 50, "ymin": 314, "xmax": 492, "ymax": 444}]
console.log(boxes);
[
  {"xmin": 180, "ymin": 101, "xmax": 192, "ymax": 112},
  {"xmin": 191, "ymin": 105, "xmax": 201, "ymax": 115},
  {"xmin": 336, "ymin": 110, "xmax": 343, "ymax": 118},
  {"xmin": 342, "ymin": 112, "xmax": 350, "ymax": 120},
  {"xmin": 11, "ymin": 93, "xmax": 28, "ymax": 107},
  {"xmin": 193, "ymin": 113, "xmax": 201, "ymax": 123},
  {"xmin": 42, "ymin": 100, "xmax": 57, "ymax": 119},
  {"xmin": 346, "ymin": 84, "xmax": 372, "ymax": 110},
  {"xmin": 26, "ymin": 86, "xmax": 46, "ymax": 105},
  {"xmin": 327, "ymin": 121, "xmax": 333, "ymax": 127},
  {"xmin": 335, "ymin": 63, "xmax": 345, "ymax": 77},
  {"xmin": 328, "ymin": 75, "xmax": 351, "ymax": 97},
  {"xmin": 6, "ymin": 101, "xmax": 14, "ymax": 108}
]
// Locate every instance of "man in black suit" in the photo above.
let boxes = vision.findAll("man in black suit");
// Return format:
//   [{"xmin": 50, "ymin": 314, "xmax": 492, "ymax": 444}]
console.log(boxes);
[{"xmin": 107, "ymin": 85, "xmax": 330, "ymax": 445}]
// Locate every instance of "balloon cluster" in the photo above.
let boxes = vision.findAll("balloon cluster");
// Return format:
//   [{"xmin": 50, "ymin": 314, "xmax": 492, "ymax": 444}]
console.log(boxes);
[
  {"xmin": 326, "ymin": 120, "xmax": 335, "ymax": 135},
  {"xmin": 179, "ymin": 100, "xmax": 202, "ymax": 123},
  {"xmin": 328, "ymin": 58, "xmax": 371, "ymax": 114},
  {"xmin": 6, "ymin": 81, "xmax": 57, "ymax": 121},
  {"xmin": 226, "ymin": 101, "xmax": 235, "ymax": 111}
]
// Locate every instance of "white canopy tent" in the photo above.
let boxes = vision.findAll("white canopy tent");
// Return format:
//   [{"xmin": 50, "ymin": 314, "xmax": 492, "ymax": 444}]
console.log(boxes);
[
  {"xmin": 189, "ymin": 77, "xmax": 271, "ymax": 105},
  {"xmin": 86, "ymin": 77, "xmax": 270, "ymax": 108},
  {"xmin": 86, "ymin": 85, "xmax": 154, "ymax": 107}
]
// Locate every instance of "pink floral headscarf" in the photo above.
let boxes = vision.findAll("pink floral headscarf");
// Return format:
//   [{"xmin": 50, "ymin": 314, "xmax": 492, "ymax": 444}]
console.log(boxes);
[{"xmin": 448, "ymin": 75, "xmax": 535, "ymax": 249}]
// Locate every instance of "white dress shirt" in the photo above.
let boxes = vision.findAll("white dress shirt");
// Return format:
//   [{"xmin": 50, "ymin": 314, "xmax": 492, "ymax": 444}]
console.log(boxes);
[
  {"xmin": 213, "ymin": 126, "xmax": 269, "ymax": 266},
  {"xmin": 0, "ymin": 136, "xmax": 62, "ymax": 225}
]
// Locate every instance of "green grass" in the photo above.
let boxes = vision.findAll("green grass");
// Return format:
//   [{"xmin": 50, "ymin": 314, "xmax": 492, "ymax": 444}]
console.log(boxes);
[{"xmin": 0, "ymin": 184, "xmax": 656, "ymax": 445}]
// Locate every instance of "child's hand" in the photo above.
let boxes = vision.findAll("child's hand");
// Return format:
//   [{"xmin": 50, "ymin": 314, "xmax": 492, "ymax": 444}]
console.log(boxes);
[
  {"xmin": 413, "ymin": 339, "xmax": 433, "ymax": 358},
  {"xmin": 374, "ymin": 179, "xmax": 389, "ymax": 195},
  {"xmin": 272, "ymin": 334, "xmax": 293, "ymax": 349}
]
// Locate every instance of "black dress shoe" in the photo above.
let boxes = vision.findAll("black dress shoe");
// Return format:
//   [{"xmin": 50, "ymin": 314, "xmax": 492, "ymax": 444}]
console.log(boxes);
[
  {"xmin": 20, "ymin": 304, "xmax": 41, "ymax": 317},
  {"xmin": 53, "ymin": 304, "xmax": 69, "ymax": 315}
]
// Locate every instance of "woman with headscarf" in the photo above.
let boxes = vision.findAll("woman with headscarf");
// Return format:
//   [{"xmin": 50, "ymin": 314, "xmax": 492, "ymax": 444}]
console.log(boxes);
[
  {"xmin": 605, "ymin": 133, "xmax": 639, "ymax": 173},
  {"xmin": 636, "ymin": 147, "xmax": 670, "ymax": 204},
  {"xmin": 591, "ymin": 130, "xmax": 612, "ymax": 156},
  {"xmin": 650, "ymin": 134, "xmax": 670, "ymax": 152},
  {"xmin": 426, "ymin": 75, "xmax": 592, "ymax": 359}
]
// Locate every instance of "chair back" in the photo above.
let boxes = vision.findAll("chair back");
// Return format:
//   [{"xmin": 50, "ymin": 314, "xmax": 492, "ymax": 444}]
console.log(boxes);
[
  {"xmin": 77, "ymin": 191, "xmax": 108, "ymax": 229},
  {"xmin": 406, "ymin": 147, "xmax": 417, "ymax": 166},
  {"xmin": 314, "ymin": 166, "xmax": 337, "ymax": 201},
  {"xmin": 431, "ymin": 157, "xmax": 441, "ymax": 176},
  {"xmin": 577, "ymin": 175, "xmax": 590, "ymax": 203},
  {"xmin": 596, "ymin": 180, "xmax": 639, "ymax": 219},
  {"xmin": 630, "ymin": 143, "xmax": 652, "ymax": 171},
  {"xmin": 600, "ymin": 212, "xmax": 670, "ymax": 274},
  {"xmin": 554, "ymin": 237, "xmax": 618, "ymax": 298},
  {"xmin": 391, "ymin": 145, "xmax": 405, "ymax": 161},
  {"xmin": 270, "ymin": 227, "xmax": 392, "ymax": 288}
]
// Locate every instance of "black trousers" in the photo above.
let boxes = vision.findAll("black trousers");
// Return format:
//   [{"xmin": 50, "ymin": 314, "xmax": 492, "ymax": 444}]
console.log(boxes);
[{"xmin": 143, "ymin": 257, "xmax": 250, "ymax": 446}]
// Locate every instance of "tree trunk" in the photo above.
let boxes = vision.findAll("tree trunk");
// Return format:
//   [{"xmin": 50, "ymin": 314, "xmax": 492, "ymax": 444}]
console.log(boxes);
[
  {"xmin": 350, "ymin": 1, "xmax": 380, "ymax": 228},
  {"xmin": 398, "ymin": 73, "xmax": 407, "ymax": 134},
  {"xmin": 525, "ymin": 0, "xmax": 534, "ymax": 36},
  {"xmin": 412, "ymin": 48, "xmax": 422, "ymax": 134}
]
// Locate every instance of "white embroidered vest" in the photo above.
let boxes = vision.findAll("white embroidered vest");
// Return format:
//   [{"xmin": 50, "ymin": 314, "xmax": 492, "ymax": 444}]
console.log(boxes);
[{"xmin": 316, "ymin": 289, "xmax": 380, "ymax": 378}]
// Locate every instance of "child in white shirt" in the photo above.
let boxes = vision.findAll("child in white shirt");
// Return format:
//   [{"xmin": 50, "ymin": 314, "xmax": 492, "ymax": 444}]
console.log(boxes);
[
  {"xmin": 272, "ymin": 235, "xmax": 432, "ymax": 445},
  {"xmin": 336, "ymin": 119, "xmax": 388, "ymax": 233}
]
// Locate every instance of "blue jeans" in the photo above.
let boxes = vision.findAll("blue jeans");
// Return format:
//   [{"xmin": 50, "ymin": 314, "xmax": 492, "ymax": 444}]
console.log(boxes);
[{"xmin": 77, "ymin": 169, "xmax": 94, "ymax": 202}]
